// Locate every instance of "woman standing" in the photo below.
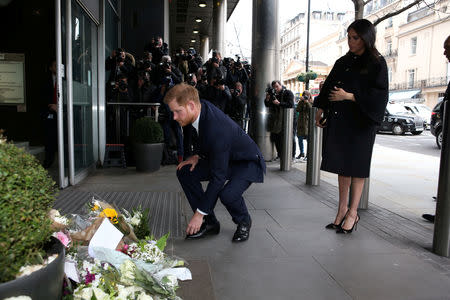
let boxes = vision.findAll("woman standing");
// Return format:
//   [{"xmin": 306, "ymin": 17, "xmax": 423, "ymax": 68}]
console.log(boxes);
[
  {"xmin": 315, "ymin": 19, "xmax": 388, "ymax": 233},
  {"xmin": 296, "ymin": 90, "xmax": 312, "ymax": 160}
]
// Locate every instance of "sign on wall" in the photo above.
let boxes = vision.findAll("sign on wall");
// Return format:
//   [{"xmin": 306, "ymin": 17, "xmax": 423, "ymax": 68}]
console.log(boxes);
[{"xmin": 0, "ymin": 53, "xmax": 26, "ymax": 105}]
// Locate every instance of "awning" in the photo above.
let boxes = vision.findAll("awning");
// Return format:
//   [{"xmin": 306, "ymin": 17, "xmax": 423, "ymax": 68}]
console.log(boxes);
[{"xmin": 389, "ymin": 89, "xmax": 421, "ymax": 101}]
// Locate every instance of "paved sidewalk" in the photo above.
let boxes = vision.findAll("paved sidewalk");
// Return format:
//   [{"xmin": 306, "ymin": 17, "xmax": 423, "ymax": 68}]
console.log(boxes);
[{"xmin": 56, "ymin": 163, "xmax": 450, "ymax": 300}]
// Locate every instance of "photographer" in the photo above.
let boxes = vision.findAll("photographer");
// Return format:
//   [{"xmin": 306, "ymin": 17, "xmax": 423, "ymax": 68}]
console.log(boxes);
[
  {"xmin": 111, "ymin": 73, "xmax": 133, "ymax": 102},
  {"xmin": 296, "ymin": 90, "xmax": 312, "ymax": 160},
  {"xmin": 225, "ymin": 82, "xmax": 246, "ymax": 128},
  {"xmin": 264, "ymin": 80, "xmax": 294, "ymax": 159},
  {"xmin": 155, "ymin": 56, "xmax": 182, "ymax": 86},
  {"xmin": 144, "ymin": 36, "xmax": 169, "ymax": 64},
  {"xmin": 226, "ymin": 59, "xmax": 249, "ymax": 91},
  {"xmin": 106, "ymin": 48, "xmax": 133, "ymax": 87},
  {"xmin": 202, "ymin": 67, "xmax": 232, "ymax": 112},
  {"xmin": 136, "ymin": 70, "xmax": 156, "ymax": 103}
]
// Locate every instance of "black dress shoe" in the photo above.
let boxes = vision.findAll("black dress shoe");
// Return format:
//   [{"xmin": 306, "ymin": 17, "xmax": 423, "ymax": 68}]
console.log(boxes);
[
  {"xmin": 186, "ymin": 222, "xmax": 220, "ymax": 239},
  {"xmin": 422, "ymin": 214, "xmax": 435, "ymax": 223},
  {"xmin": 232, "ymin": 222, "xmax": 251, "ymax": 242}
]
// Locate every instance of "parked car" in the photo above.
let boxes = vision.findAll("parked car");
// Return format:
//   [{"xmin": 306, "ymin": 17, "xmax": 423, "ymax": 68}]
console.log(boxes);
[
  {"xmin": 378, "ymin": 103, "xmax": 424, "ymax": 135},
  {"xmin": 430, "ymin": 97, "xmax": 444, "ymax": 149},
  {"xmin": 403, "ymin": 103, "xmax": 432, "ymax": 129}
]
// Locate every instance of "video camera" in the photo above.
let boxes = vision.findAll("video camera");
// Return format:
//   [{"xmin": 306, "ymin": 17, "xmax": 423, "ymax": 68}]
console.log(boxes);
[
  {"xmin": 160, "ymin": 61, "xmax": 171, "ymax": 70},
  {"xmin": 118, "ymin": 79, "xmax": 128, "ymax": 91}
]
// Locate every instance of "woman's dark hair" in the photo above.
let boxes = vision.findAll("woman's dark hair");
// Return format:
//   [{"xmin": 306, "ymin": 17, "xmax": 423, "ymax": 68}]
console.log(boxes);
[{"xmin": 347, "ymin": 19, "xmax": 380, "ymax": 60}]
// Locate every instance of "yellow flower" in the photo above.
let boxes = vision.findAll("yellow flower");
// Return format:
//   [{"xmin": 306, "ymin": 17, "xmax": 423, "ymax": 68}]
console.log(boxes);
[{"xmin": 100, "ymin": 208, "xmax": 119, "ymax": 224}]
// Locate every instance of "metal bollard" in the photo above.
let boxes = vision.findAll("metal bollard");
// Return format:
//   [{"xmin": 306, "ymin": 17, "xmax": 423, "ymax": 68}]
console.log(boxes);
[
  {"xmin": 280, "ymin": 108, "xmax": 294, "ymax": 171},
  {"xmin": 306, "ymin": 107, "xmax": 322, "ymax": 185},
  {"xmin": 349, "ymin": 178, "xmax": 370, "ymax": 210}
]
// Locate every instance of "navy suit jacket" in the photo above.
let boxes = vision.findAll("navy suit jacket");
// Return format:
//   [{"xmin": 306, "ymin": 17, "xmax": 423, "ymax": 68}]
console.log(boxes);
[{"xmin": 195, "ymin": 99, "xmax": 266, "ymax": 213}]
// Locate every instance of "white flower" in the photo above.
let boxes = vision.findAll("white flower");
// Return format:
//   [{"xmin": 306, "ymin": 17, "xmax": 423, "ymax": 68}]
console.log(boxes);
[
  {"xmin": 119, "ymin": 260, "xmax": 137, "ymax": 286},
  {"xmin": 130, "ymin": 214, "xmax": 141, "ymax": 226},
  {"xmin": 137, "ymin": 293, "xmax": 154, "ymax": 300},
  {"xmin": 163, "ymin": 275, "xmax": 178, "ymax": 288},
  {"xmin": 117, "ymin": 285, "xmax": 148, "ymax": 300},
  {"xmin": 3, "ymin": 297, "xmax": 32, "ymax": 300},
  {"xmin": 74, "ymin": 286, "xmax": 110, "ymax": 300},
  {"xmin": 130, "ymin": 242, "xmax": 165, "ymax": 263}
]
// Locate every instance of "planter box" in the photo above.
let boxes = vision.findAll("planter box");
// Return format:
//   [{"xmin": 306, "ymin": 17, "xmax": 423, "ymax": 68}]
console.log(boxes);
[
  {"xmin": 134, "ymin": 142, "xmax": 164, "ymax": 172},
  {"xmin": 0, "ymin": 238, "xmax": 65, "ymax": 299}
]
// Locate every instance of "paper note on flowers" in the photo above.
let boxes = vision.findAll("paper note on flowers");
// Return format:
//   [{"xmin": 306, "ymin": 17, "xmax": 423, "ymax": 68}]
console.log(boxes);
[{"xmin": 88, "ymin": 218, "xmax": 123, "ymax": 257}]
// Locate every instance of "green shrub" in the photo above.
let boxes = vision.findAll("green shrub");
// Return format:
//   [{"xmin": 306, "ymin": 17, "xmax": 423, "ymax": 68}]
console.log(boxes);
[
  {"xmin": 130, "ymin": 117, "xmax": 164, "ymax": 144},
  {"xmin": 0, "ymin": 143, "xmax": 57, "ymax": 282}
]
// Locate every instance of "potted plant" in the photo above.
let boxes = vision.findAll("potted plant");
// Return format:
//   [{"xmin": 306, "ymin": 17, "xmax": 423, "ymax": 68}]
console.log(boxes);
[
  {"xmin": 130, "ymin": 117, "xmax": 164, "ymax": 172},
  {"xmin": 0, "ymin": 142, "xmax": 65, "ymax": 299}
]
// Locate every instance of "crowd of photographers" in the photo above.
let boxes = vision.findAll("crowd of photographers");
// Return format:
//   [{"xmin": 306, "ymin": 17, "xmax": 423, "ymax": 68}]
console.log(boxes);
[{"xmin": 106, "ymin": 36, "xmax": 252, "ymax": 164}]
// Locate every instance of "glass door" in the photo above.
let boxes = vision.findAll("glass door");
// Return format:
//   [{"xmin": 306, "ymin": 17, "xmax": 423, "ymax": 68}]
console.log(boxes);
[{"xmin": 71, "ymin": 1, "xmax": 97, "ymax": 174}]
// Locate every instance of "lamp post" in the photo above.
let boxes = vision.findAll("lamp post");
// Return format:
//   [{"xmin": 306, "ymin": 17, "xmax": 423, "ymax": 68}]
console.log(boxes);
[{"xmin": 305, "ymin": 0, "xmax": 311, "ymax": 90}]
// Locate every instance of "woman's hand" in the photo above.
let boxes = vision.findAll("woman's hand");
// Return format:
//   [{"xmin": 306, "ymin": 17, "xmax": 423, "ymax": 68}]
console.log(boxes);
[
  {"xmin": 315, "ymin": 108, "xmax": 325, "ymax": 128},
  {"xmin": 329, "ymin": 87, "xmax": 355, "ymax": 102}
]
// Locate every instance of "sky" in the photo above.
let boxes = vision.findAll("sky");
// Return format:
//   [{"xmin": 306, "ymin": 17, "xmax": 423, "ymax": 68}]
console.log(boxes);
[{"xmin": 225, "ymin": 0, "xmax": 355, "ymax": 59}]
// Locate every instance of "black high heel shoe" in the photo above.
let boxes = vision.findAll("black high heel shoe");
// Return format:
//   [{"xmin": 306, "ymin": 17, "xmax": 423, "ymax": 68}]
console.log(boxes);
[
  {"xmin": 325, "ymin": 214, "xmax": 346, "ymax": 230},
  {"xmin": 336, "ymin": 214, "xmax": 360, "ymax": 234}
]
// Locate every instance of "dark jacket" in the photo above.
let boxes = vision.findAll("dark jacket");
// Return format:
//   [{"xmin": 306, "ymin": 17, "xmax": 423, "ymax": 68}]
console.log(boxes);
[
  {"xmin": 201, "ymin": 85, "xmax": 232, "ymax": 112},
  {"xmin": 264, "ymin": 88, "xmax": 294, "ymax": 133},
  {"xmin": 316, "ymin": 51, "xmax": 389, "ymax": 178},
  {"xmin": 193, "ymin": 100, "xmax": 266, "ymax": 213},
  {"xmin": 316, "ymin": 51, "xmax": 388, "ymax": 125}
]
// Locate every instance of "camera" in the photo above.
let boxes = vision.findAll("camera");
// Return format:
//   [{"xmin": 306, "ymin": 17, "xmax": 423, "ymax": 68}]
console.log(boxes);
[
  {"xmin": 118, "ymin": 79, "xmax": 128, "ymax": 91},
  {"xmin": 116, "ymin": 55, "xmax": 124, "ymax": 63},
  {"xmin": 160, "ymin": 61, "xmax": 171, "ymax": 70},
  {"xmin": 232, "ymin": 89, "xmax": 240, "ymax": 97},
  {"xmin": 137, "ymin": 70, "xmax": 150, "ymax": 84},
  {"xmin": 266, "ymin": 87, "xmax": 276, "ymax": 100},
  {"xmin": 186, "ymin": 73, "xmax": 196, "ymax": 86},
  {"xmin": 214, "ymin": 74, "xmax": 226, "ymax": 86}
]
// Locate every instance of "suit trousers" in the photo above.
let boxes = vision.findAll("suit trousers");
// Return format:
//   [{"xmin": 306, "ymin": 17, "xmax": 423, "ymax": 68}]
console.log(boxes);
[{"xmin": 177, "ymin": 159, "xmax": 252, "ymax": 225}]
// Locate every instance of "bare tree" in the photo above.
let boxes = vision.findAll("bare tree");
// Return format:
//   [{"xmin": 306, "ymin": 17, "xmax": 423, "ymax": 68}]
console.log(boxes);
[{"xmin": 351, "ymin": 0, "xmax": 434, "ymax": 26}]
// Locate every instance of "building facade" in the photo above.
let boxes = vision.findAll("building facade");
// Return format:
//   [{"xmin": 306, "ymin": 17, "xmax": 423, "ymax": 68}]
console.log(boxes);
[{"xmin": 282, "ymin": 0, "xmax": 450, "ymax": 107}]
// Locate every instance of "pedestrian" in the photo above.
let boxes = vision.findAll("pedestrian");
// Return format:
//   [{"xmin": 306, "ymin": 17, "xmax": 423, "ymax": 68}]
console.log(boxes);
[
  {"xmin": 315, "ymin": 19, "xmax": 389, "ymax": 234},
  {"xmin": 164, "ymin": 83, "xmax": 266, "ymax": 242},
  {"xmin": 296, "ymin": 90, "xmax": 312, "ymax": 160}
]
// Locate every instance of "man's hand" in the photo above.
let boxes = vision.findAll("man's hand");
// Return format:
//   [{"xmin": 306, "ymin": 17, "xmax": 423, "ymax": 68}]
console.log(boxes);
[
  {"xmin": 177, "ymin": 154, "xmax": 199, "ymax": 171},
  {"xmin": 186, "ymin": 211, "xmax": 204, "ymax": 235},
  {"xmin": 272, "ymin": 99, "xmax": 280, "ymax": 105}
]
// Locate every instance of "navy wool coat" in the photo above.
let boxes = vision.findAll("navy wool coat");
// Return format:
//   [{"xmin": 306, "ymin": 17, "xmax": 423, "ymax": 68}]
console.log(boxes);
[
  {"xmin": 193, "ymin": 99, "xmax": 266, "ymax": 213},
  {"xmin": 316, "ymin": 51, "xmax": 389, "ymax": 178}
]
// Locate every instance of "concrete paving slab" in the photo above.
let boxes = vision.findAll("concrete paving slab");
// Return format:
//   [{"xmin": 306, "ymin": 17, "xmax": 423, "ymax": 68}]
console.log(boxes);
[
  {"xmin": 314, "ymin": 253, "xmax": 450, "ymax": 300},
  {"xmin": 171, "ymin": 228, "xmax": 288, "ymax": 260},
  {"xmin": 269, "ymin": 226, "xmax": 406, "ymax": 256},
  {"xmin": 178, "ymin": 259, "xmax": 215, "ymax": 300},
  {"xmin": 209, "ymin": 257, "xmax": 352, "ymax": 300}
]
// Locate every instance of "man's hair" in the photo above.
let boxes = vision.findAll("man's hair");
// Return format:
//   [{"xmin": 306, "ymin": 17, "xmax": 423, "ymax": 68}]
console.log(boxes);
[
  {"xmin": 164, "ymin": 83, "xmax": 200, "ymax": 106},
  {"xmin": 271, "ymin": 80, "xmax": 281, "ymax": 87}
]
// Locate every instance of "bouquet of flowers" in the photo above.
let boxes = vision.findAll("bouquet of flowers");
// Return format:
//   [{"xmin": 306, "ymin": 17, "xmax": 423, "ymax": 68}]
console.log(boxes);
[{"xmin": 48, "ymin": 195, "xmax": 191, "ymax": 300}]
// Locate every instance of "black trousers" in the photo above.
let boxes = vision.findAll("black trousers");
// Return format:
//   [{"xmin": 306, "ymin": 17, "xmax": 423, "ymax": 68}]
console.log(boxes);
[{"xmin": 176, "ymin": 159, "xmax": 252, "ymax": 225}]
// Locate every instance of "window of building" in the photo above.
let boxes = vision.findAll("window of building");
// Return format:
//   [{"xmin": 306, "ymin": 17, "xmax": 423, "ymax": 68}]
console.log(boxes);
[
  {"xmin": 312, "ymin": 11, "xmax": 322, "ymax": 20},
  {"xmin": 337, "ymin": 13, "xmax": 345, "ymax": 21},
  {"xmin": 325, "ymin": 12, "xmax": 333, "ymax": 20},
  {"xmin": 408, "ymin": 69, "xmax": 415, "ymax": 88},
  {"xmin": 385, "ymin": 17, "xmax": 393, "ymax": 28},
  {"xmin": 411, "ymin": 37, "xmax": 417, "ymax": 55},
  {"xmin": 386, "ymin": 39, "xmax": 392, "ymax": 56},
  {"xmin": 388, "ymin": 67, "xmax": 392, "ymax": 83}
]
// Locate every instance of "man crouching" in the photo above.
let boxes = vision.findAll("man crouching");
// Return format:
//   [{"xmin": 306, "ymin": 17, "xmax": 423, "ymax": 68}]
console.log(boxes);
[{"xmin": 164, "ymin": 83, "xmax": 266, "ymax": 242}]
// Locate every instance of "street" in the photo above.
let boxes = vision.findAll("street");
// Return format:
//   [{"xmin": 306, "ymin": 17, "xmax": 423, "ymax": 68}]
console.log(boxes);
[
  {"xmin": 293, "ymin": 129, "xmax": 441, "ymax": 222},
  {"xmin": 375, "ymin": 130, "xmax": 440, "ymax": 158}
]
